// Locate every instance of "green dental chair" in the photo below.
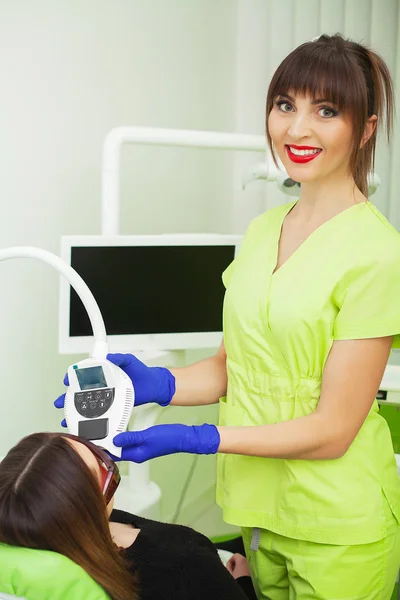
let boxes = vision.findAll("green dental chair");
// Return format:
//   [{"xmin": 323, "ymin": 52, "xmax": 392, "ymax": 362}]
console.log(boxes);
[{"xmin": 0, "ymin": 543, "xmax": 110, "ymax": 600}]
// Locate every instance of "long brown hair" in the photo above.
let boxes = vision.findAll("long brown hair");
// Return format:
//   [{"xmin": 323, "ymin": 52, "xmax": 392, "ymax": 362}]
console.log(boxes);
[
  {"xmin": 0, "ymin": 432, "xmax": 138, "ymax": 600},
  {"xmin": 266, "ymin": 33, "xmax": 394, "ymax": 196}
]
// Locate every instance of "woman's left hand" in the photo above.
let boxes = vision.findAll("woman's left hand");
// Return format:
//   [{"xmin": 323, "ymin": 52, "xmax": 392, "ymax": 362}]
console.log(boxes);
[
  {"xmin": 226, "ymin": 553, "xmax": 251, "ymax": 579},
  {"xmin": 112, "ymin": 423, "xmax": 220, "ymax": 463}
]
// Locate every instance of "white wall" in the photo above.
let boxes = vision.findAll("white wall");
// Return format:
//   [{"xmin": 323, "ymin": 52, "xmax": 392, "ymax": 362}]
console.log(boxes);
[
  {"xmin": 390, "ymin": 1, "xmax": 400, "ymax": 227},
  {"xmin": 0, "ymin": 0, "xmax": 237, "ymax": 459}
]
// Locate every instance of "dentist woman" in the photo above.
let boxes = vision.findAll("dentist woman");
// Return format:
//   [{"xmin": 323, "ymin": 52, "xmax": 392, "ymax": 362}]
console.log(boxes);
[{"xmin": 57, "ymin": 34, "xmax": 400, "ymax": 599}]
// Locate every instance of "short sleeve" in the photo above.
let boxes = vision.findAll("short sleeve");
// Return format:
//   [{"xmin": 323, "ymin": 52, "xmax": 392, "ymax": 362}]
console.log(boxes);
[
  {"xmin": 222, "ymin": 215, "xmax": 261, "ymax": 289},
  {"xmin": 221, "ymin": 258, "xmax": 236, "ymax": 289},
  {"xmin": 333, "ymin": 255, "xmax": 400, "ymax": 348}
]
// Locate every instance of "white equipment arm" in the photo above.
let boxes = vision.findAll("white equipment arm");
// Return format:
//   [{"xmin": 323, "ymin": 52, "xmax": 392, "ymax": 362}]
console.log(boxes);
[{"xmin": 0, "ymin": 246, "xmax": 108, "ymax": 358}]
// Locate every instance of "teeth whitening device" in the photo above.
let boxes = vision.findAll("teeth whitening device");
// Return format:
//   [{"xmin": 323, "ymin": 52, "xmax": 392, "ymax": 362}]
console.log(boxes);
[
  {"xmin": 65, "ymin": 358, "xmax": 133, "ymax": 456},
  {"xmin": 0, "ymin": 246, "xmax": 134, "ymax": 457}
]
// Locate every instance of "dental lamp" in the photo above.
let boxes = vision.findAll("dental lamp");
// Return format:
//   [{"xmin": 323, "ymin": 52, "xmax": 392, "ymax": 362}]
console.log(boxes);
[{"xmin": 242, "ymin": 155, "xmax": 381, "ymax": 197}]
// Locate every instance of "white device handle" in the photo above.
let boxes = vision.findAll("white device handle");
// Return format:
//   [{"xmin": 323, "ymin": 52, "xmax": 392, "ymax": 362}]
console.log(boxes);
[{"xmin": 0, "ymin": 246, "xmax": 108, "ymax": 358}]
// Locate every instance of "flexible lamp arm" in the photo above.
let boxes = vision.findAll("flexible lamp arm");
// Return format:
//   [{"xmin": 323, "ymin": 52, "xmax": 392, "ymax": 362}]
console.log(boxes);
[
  {"xmin": 0, "ymin": 246, "xmax": 108, "ymax": 359},
  {"xmin": 102, "ymin": 126, "xmax": 267, "ymax": 235}
]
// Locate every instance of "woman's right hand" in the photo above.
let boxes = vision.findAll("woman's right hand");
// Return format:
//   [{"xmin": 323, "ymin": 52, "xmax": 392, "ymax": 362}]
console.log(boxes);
[
  {"xmin": 106, "ymin": 353, "xmax": 175, "ymax": 407},
  {"xmin": 225, "ymin": 553, "xmax": 251, "ymax": 579},
  {"xmin": 53, "ymin": 353, "xmax": 176, "ymax": 427}
]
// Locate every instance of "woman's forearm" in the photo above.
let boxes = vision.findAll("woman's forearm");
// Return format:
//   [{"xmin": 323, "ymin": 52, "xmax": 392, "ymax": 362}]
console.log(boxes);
[
  {"xmin": 170, "ymin": 351, "xmax": 227, "ymax": 406},
  {"xmin": 217, "ymin": 412, "xmax": 348, "ymax": 460}
]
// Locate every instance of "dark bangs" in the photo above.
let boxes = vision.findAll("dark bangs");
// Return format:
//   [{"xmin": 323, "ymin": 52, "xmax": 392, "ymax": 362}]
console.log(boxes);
[{"xmin": 266, "ymin": 39, "xmax": 369, "ymax": 148}]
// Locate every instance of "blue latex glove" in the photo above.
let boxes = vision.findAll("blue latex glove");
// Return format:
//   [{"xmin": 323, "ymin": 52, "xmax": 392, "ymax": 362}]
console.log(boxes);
[
  {"xmin": 54, "ymin": 352, "xmax": 175, "ymax": 427},
  {"xmin": 106, "ymin": 353, "xmax": 175, "ymax": 407},
  {"xmin": 112, "ymin": 423, "xmax": 220, "ymax": 463}
]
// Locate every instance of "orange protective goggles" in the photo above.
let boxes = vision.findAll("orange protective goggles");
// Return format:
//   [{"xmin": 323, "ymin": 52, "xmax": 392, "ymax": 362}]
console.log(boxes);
[{"xmin": 64, "ymin": 433, "xmax": 121, "ymax": 505}]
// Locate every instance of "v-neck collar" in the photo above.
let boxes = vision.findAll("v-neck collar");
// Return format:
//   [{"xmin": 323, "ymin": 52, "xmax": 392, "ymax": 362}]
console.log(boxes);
[{"xmin": 271, "ymin": 200, "xmax": 370, "ymax": 277}]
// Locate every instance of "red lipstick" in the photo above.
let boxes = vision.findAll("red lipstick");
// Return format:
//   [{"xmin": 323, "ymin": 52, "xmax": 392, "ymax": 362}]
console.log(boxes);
[{"xmin": 285, "ymin": 145, "xmax": 322, "ymax": 164}]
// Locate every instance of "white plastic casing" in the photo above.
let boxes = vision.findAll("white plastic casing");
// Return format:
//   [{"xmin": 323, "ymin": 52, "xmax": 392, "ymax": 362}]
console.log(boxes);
[{"xmin": 64, "ymin": 357, "xmax": 134, "ymax": 457}]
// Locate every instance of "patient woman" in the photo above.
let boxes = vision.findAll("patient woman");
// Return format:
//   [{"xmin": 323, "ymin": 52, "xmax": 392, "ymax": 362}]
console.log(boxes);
[{"xmin": 0, "ymin": 432, "xmax": 255, "ymax": 600}]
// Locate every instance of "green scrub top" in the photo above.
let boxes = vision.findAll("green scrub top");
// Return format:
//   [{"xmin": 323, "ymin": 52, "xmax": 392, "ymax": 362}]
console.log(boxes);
[{"xmin": 217, "ymin": 200, "xmax": 400, "ymax": 545}]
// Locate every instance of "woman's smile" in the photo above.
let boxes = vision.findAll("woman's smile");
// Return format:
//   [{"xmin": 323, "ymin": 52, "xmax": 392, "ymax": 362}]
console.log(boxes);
[{"xmin": 285, "ymin": 144, "xmax": 323, "ymax": 163}]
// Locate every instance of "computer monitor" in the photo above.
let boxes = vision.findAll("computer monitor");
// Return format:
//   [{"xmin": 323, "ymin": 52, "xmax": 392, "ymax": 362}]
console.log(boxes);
[{"xmin": 59, "ymin": 234, "xmax": 242, "ymax": 354}]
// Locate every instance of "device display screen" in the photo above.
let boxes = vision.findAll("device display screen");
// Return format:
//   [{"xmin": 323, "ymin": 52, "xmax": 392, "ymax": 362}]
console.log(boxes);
[
  {"xmin": 75, "ymin": 366, "xmax": 107, "ymax": 390},
  {"xmin": 69, "ymin": 245, "xmax": 235, "ymax": 336}
]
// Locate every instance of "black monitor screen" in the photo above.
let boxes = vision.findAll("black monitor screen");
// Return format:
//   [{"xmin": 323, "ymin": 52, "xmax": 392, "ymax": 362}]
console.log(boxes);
[{"xmin": 69, "ymin": 245, "xmax": 235, "ymax": 336}]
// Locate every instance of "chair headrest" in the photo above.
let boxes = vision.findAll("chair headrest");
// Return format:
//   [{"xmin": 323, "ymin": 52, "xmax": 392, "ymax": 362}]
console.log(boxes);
[{"xmin": 0, "ymin": 543, "xmax": 110, "ymax": 600}]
